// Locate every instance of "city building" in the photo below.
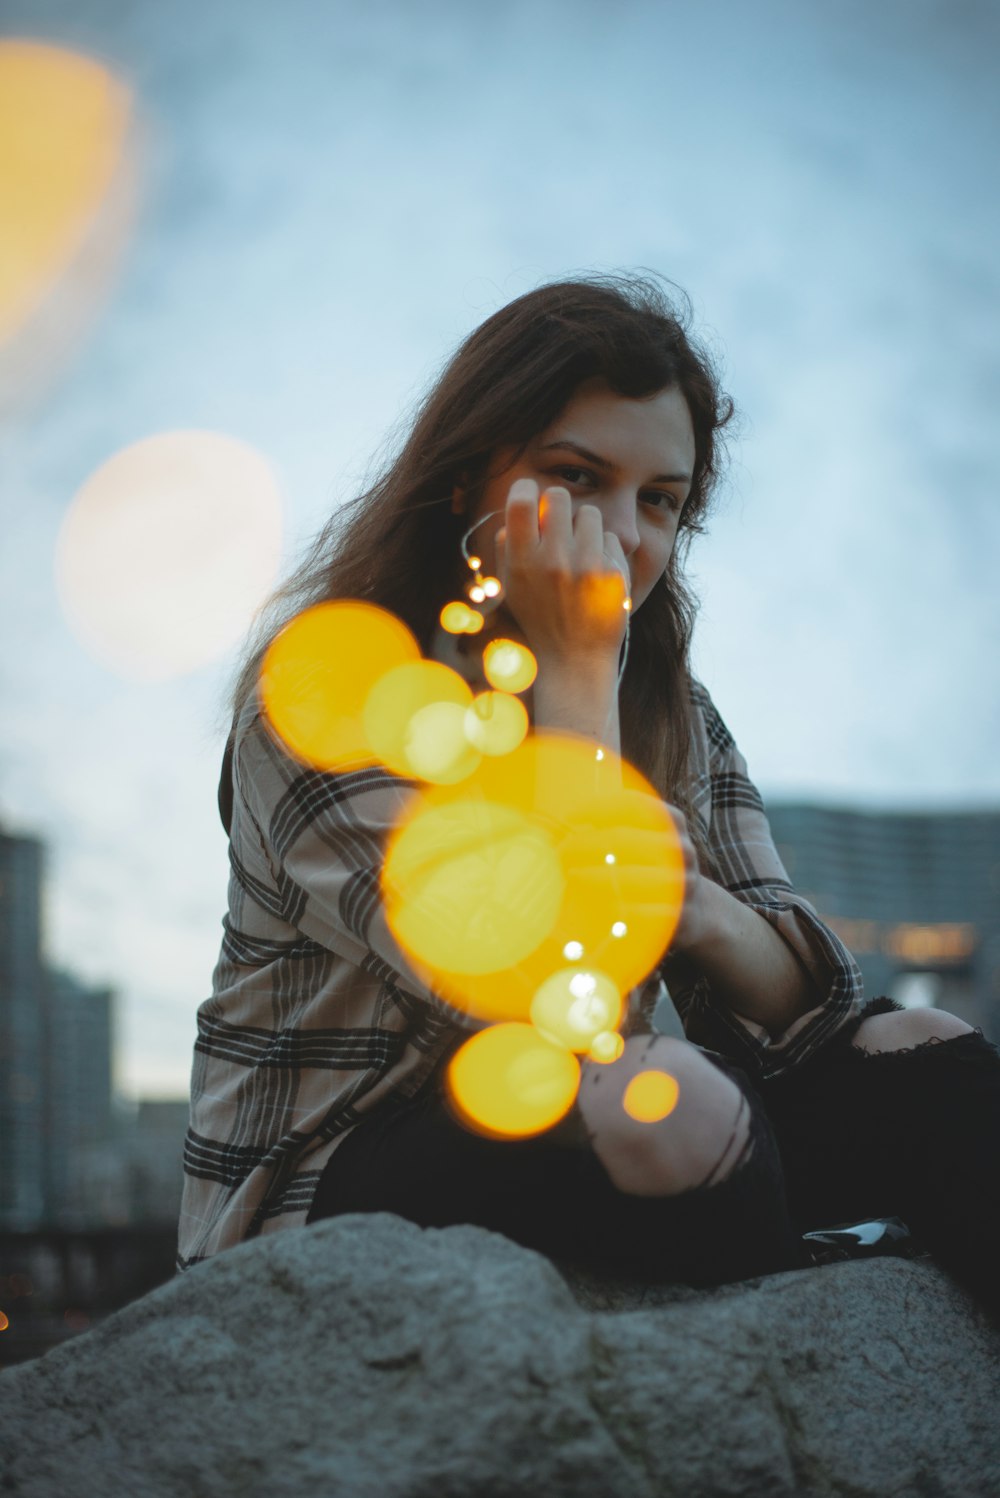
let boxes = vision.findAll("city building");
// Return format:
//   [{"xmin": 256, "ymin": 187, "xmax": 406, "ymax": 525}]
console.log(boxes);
[
  {"xmin": 43, "ymin": 971, "xmax": 115, "ymax": 1226},
  {"xmin": 4, "ymin": 806, "xmax": 999, "ymax": 1236},
  {"xmin": 765, "ymin": 804, "xmax": 1000, "ymax": 1036},
  {"xmin": 127, "ymin": 1100, "xmax": 189, "ymax": 1225},
  {"xmin": 0, "ymin": 824, "xmax": 119, "ymax": 1230},
  {"xmin": 73, "ymin": 1099, "xmax": 188, "ymax": 1228},
  {"xmin": 0, "ymin": 829, "xmax": 47, "ymax": 1228}
]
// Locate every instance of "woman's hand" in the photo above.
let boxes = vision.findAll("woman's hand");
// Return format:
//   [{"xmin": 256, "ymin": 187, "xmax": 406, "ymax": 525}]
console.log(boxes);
[{"xmin": 494, "ymin": 477, "xmax": 630, "ymax": 665}]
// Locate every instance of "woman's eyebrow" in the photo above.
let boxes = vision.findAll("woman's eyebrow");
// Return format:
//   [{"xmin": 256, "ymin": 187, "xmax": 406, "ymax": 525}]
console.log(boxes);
[{"xmin": 538, "ymin": 438, "xmax": 691, "ymax": 485}]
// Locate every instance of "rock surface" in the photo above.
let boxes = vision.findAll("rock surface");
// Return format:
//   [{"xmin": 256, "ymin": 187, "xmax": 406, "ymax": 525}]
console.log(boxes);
[{"xmin": 2, "ymin": 1212, "xmax": 999, "ymax": 1497}]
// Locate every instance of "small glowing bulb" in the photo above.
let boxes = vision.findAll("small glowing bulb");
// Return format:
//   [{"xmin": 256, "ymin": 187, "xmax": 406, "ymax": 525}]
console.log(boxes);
[
  {"xmin": 623, "ymin": 597, "xmax": 632, "ymax": 612},
  {"xmin": 563, "ymin": 940, "xmax": 584, "ymax": 960},
  {"xmin": 441, "ymin": 601, "xmax": 479, "ymax": 634},
  {"xmin": 530, "ymin": 967, "xmax": 621, "ymax": 1051},
  {"xmin": 604, "ymin": 853, "xmax": 616, "ymax": 865},
  {"xmin": 589, "ymin": 1031, "xmax": 625, "ymax": 1064},
  {"xmin": 611, "ymin": 921, "xmax": 627, "ymax": 938},
  {"xmin": 468, "ymin": 555, "xmax": 482, "ymax": 571},
  {"xmin": 468, "ymin": 585, "xmax": 486, "ymax": 604},
  {"xmin": 463, "ymin": 690, "xmax": 528, "ymax": 755},
  {"xmin": 568, "ymin": 972, "xmax": 598, "ymax": 1000},
  {"xmin": 595, "ymin": 749, "xmax": 605, "ymax": 761},
  {"xmin": 482, "ymin": 576, "xmax": 502, "ymax": 598},
  {"xmin": 483, "ymin": 639, "xmax": 537, "ymax": 693}
]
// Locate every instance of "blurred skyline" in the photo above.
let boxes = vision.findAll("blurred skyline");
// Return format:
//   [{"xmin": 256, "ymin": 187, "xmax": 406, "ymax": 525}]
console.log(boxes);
[{"xmin": 1, "ymin": 0, "xmax": 998, "ymax": 1097}]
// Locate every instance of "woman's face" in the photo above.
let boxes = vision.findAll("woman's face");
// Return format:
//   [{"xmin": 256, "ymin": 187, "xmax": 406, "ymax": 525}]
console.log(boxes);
[{"xmin": 461, "ymin": 378, "xmax": 696, "ymax": 619}]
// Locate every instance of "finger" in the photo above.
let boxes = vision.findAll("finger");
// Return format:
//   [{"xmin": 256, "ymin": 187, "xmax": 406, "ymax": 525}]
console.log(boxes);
[
  {"xmin": 602, "ymin": 529, "xmax": 628, "ymax": 567},
  {"xmin": 537, "ymin": 485, "xmax": 573, "ymax": 546},
  {"xmin": 600, "ymin": 530, "xmax": 631, "ymax": 598},
  {"xmin": 505, "ymin": 478, "xmax": 540, "ymax": 552},
  {"xmin": 572, "ymin": 502, "xmax": 605, "ymax": 556},
  {"xmin": 494, "ymin": 527, "xmax": 506, "ymax": 586}
]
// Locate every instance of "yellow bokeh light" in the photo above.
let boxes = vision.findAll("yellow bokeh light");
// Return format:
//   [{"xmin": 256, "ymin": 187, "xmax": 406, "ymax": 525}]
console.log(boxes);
[
  {"xmin": 0, "ymin": 1310, "xmax": 8, "ymax": 1332},
  {"xmin": 623, "ymin": 1069, "xmax": 680, "ymax": 1123},
  {"xmin": 481, "ymin": 576, "xmax": 502, "ymax": 598},
  {"xmin": 447, "ymin": 1023, "xmax": 580, "ymax": 1138},
  {"xmin": 553, "ymin": 778, "xmax": 686, "ymax": 993},
  {"xmin": 384, "ymin": 798, "xmax": 564, "ymax": 987},
  {"xmin": 0, "ymin": 41, "xmax": 132, "ymax": 346},
  {"xmin": 574, "ymin": 565, "xmax": 629, "ymax": 626},
  {"xmin": 260, "ymin": 601, "xmax": 419, "ymax": 770},
  {"xmin": 463, "ymin": 692, "xmax": 529, "ymax": 756},
  {"xmin": 530, "ymin": 967, "xmax": 622, "ymax": 1051},
  {"xmin": 382, "ymin": 732, "xmax": 686, "ymax": 1022},
  {"xmin": 483, "ymin": 638, "xmax": 538, "ymax": 693},
  {"xmin": 56, "ymin": 431, "xmax": 283, "ymax": 681},
  {"xmin": 363, "ymin": 660, "xmax": 476, "ymax": 781},
  {"xmin": 440, "ymin": 601, "xmax": 484, "ymax": 634},
  {"xmin": 402, "ymin": 700, "xmax": 482, "ymax": 784},
  {"xmin": 588, "ymin": 1031, "xmax": 625, "ymax": 1064},
  {"xmin": 563, "ymin": 940, "xmax": 584, "ymax": 960}
]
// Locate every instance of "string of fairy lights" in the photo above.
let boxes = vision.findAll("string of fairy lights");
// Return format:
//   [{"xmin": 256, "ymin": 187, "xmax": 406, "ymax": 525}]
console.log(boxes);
[
  {"xmin": 255, "ymin": 504, "xmax": 684, "ymax": 1136},
  {"xmin": 443, "ymin": 505, "xmax": 634, "ymax": 753}
]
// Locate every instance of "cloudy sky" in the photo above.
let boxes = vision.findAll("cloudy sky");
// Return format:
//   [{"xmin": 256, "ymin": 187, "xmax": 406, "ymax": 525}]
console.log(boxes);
[{"xmin": 1, "ymin": 0, "xmax": 998, "ymax": 1099}]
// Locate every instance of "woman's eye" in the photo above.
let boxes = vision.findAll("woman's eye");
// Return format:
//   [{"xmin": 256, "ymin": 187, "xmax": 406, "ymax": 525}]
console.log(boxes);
[{"xmin": 553, "ymin": 468, "xmax": 682, "ymax": 514}]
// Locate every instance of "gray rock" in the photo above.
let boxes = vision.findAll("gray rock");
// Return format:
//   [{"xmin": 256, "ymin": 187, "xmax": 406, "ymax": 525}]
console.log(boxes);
[{"xmin": 2, "ymin": 1213, "xmax": 998, "ymax": 1497}]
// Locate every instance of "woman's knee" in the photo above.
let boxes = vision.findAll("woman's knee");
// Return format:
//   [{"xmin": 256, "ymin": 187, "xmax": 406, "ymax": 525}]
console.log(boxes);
[
  {"xmin": 851, "ymin": 1007, "xmax": 974, "ymax": 1055},
  {"xmin": 577, "ymin": 1034, "xmax": 753, "ymax": 1199}
]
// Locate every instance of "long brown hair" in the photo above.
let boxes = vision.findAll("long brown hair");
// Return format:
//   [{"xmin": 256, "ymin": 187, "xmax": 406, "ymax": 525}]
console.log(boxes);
[{"xmin": 231, "ymin": 271, "xmax": 735, "ymax": 820}]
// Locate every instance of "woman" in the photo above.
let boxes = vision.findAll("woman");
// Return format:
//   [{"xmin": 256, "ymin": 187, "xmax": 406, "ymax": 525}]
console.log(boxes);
[{"xmin": 178, "ymin": 274, "xmax": 999, "ymax": 1317}]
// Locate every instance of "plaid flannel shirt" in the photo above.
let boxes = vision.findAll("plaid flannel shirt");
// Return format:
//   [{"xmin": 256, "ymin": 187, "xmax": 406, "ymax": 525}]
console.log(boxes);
[{"xmin": 177, "ymin": 662, "xmax": 863, "ymax": 1272}]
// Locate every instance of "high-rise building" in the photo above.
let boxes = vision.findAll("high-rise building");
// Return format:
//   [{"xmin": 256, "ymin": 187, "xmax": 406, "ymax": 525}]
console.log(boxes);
[
  {"xmin": 72, "ymin": 1099, "xmax": 188, "ymax": 1228},
  {"xmin": 0, "ymin": 829, "xmax": 47, "ymax": 1229},
  {"xmin": 130, "ymin": 1100, "xmax": 189, "ymax": 1225},
  {"xmin": 765, "ymin": 804, "xmax": 1000, "ymax": 1035},
  {"xmin": 1, "ymin": 824, "xmax": 118, "ymax": 1228},
  {"xmin": 43, "ymin": 970, "xmax": 115, "ymax": 1225}
]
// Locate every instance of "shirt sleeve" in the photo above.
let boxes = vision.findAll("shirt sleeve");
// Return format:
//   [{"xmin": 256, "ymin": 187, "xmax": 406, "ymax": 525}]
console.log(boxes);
[
  {"xmin": 662, "ymin": 682, "xmax": 865, "ymax": 1082},
  {"xmin": 231, "ymin": 702, "xmax": 488, "ymax": 1036}
]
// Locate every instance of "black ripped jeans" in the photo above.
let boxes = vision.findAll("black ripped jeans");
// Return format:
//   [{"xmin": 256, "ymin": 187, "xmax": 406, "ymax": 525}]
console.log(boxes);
[{"xmin": 307, "ymin": 997, "xmax": 1000, "ymax": 1319}]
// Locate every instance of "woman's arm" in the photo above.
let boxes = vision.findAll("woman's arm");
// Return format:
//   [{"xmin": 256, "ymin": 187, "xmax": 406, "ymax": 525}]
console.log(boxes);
[
  {"xmin": 531, "ymin": 650, "xmax": 622, "ymax": 756},
  {"xmin": 528, "ymin": 681, "xmax": 822, "ymax": 1039},
  {"xmin": 669, "ymin": 860, "xmax": 822, "ymax": 1038},
  {"xmin": 666, "ymin": 681, "xmax": 864, "ymax": 1072}
]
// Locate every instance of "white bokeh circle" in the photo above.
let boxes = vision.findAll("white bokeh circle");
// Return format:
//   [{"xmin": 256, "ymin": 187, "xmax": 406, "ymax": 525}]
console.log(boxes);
[{"xmin": 56, "ymin": 429, "xmax": 283, "ymax": 680}]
